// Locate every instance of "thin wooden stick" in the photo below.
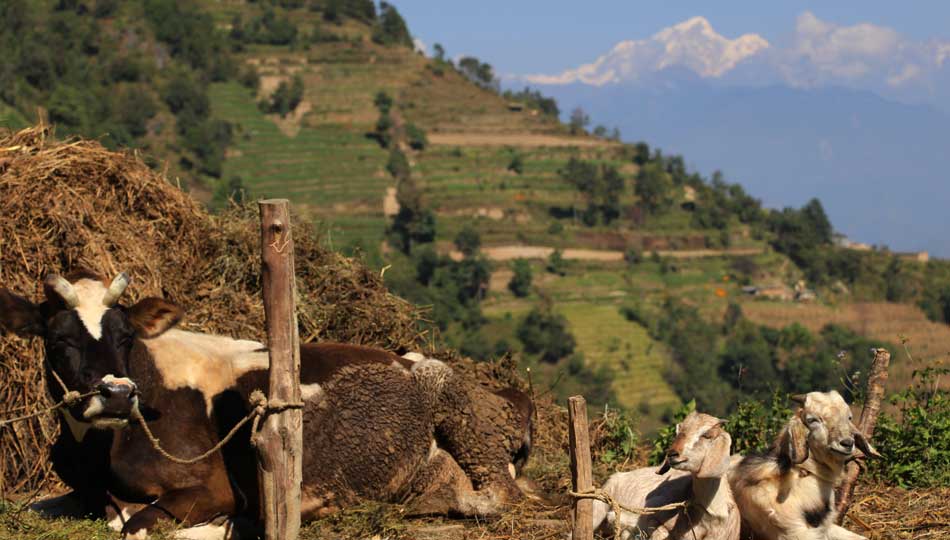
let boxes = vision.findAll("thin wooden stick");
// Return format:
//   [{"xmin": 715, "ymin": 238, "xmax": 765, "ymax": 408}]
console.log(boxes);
[
  {"xmin": 569, "ymin": 396, "xmax": 594, "ymax": 540},
  {"xmin": 836, "ymin": 347, "xmax": 890, "ymax": 523},
  {"xmin": 257, "ymin": 199, "xmax": 302, "ymax": 540}
]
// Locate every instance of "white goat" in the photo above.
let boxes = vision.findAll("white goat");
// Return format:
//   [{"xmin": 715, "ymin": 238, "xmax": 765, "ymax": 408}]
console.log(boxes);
[
  {"xmin": 729, "ymin": 391, "xmax": 880, "ymax": 540},
  {"xmin": 590, "ymin": 411, "xmax": 740, "ymax": 540}
]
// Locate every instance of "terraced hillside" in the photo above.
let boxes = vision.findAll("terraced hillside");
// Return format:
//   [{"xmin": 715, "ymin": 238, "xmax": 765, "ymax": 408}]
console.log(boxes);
[{"xmin": 200, "ymin": 1, "xmax": 947, "ymax": 425}]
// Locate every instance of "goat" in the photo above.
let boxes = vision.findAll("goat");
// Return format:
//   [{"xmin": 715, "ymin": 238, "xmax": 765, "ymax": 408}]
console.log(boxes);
[
  {"xmin": 729, "ymin": 391, "xmax": 880, "ymax": 540},
  {"xmin": 590, "ymin": 411, "xmax": 739, "ymax": 540}
]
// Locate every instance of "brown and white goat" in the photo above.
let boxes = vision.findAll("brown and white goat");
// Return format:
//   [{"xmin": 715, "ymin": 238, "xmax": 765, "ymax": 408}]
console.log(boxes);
[
  {"xmin": 729, "ymin": 391, "xmax": 879, "ymax": 540},
  {"xmin": 590, "ymin": 411, "xmax": 739, "ymax": 540}
]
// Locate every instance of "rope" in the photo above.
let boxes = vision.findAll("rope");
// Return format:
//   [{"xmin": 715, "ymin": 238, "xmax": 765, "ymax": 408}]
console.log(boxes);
[
  {"xmin": 569, "ymin": 488, "xmax": 688, "ymax": 540},
  {"xmin": 0, "ymin": 390, "xmax": 98, "ymax": 428},
  {"xmin": 130, "ymin": 389, "xmax": 304, "ymax": 464}
]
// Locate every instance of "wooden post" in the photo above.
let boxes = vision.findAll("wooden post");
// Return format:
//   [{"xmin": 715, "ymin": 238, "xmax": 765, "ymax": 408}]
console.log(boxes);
[
  {"xmin": 569, "ymin": 396, "xmax": 594, "ymax": 540},
  {"xmin": 257, "ymin": 200, "xmax": 302, "ymax": 540},
  {"xmin": 836, "ymin": 347, "xmax": 890, "ymax": 523}
]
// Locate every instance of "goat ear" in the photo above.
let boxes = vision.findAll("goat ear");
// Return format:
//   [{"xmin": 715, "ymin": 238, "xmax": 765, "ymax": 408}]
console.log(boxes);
[
  {"xmin": 0, "ymin": 289, "xmax": 45, "ymax": 337},
  {"xmin": 656, "ymin": 458, "xmax": 671, "ymax": 475},
  {"xmin": 698, "ymin": 432, "xmax": 732, "ymax": 478},
  {"xmin": 777, "ymin": 414, "xmax": 809, "ymax": 465},
  {"xmin": 126, "ymin": 297, "xmax": 182, "ymax": 338},
  {"xmin": 853, "ymin": 426, "xmax": 881, "ymax": 459}
]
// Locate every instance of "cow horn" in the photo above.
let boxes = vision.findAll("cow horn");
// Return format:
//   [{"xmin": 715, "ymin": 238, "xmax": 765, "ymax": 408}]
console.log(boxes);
[
  {"xmin": 102, "ymin": 273, "xmax": 130, "ymax": 307},
  {"xmin": 45, "ymin": 275, "xmax": 79, "ymax": 308},
  {"xmin": 790, "ymin": 394, "xmax": 807, "ymax": 405}
]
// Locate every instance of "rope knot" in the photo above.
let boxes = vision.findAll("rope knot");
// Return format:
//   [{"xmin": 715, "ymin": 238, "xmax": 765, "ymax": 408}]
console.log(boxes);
[
  {"xmin": 62, "ymin": 391, "xmax": 83, "ymax": 406},
  {"xmin": 249, "ymin": 389, "xmax": 268, "ymax": 416}
]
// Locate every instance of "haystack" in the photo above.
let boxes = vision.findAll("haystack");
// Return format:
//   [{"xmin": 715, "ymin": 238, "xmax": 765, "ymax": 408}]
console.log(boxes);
[{"xmin": 0, "ymin": 125, "xmax": 424, "ymax": 494}]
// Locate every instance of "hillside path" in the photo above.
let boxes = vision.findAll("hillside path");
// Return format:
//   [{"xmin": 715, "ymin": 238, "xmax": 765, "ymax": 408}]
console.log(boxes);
[{"xmin": 449, "ymin": 245, "xmax": 763, "ymax": 262}]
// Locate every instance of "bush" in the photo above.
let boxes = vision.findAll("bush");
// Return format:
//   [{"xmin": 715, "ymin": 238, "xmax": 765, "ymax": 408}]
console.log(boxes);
[
  {"xmin": 546, "ymin": 249, "xmax": 567, "ymax": 276},
  {"xmin": 726, "ymin": 392, "xmax": 792, "ymax": 456},
  {"xmin": 260, "ymin": 75, "xmax": 304, "ymax": 117},
  {"xmin": 624, "ymin": 247, "xmax": 642, "ymax": 265},
  {"xmin": 508, "ymin": 259, "xmax": 532, "ymax": 297},
  {"xmin": 385, "ymin": 148, "xmax": 410, "ymax": 180},
  {"xmin": 454, "ymin": 225, "xmax": 481, "ymax": 258},
  {"xmin": 405, "ymin": 123, "xmax": 428, "ymax": 151},
  {"xmin": 508, "ymin": 153, "xmax": 524, "ymax": 174},
  {"xmin": 517, "ymin": 307, "xmax": 576, "ymax": 362},
  {"xmin": 870, "ymin": 365, "xmax": 950, "ymax": 487},
  {"xmin": 595, "ymin": 407, "xmax": 640, "ymax": 467}
]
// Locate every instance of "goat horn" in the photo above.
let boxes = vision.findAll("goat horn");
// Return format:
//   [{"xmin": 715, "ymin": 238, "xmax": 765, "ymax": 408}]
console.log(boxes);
[
  {"xmin": 102, "ymin": 273, "xmax": 130, "ymax": 307},
  {"xmin": 45, "ymin": 275, "xmax": 79, "ymax": 308},
  {"xmin": 789, "ymin": 394, "xmax": 807, "ymax": 405}
]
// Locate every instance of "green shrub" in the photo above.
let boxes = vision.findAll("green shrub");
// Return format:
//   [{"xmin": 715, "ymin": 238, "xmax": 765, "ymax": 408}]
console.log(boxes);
[
  {"xmin": 726, "ymin": 392, "xmax": 792, "ymax": 456},
  {"xmin": 546, "ymin": 249, "xmax": 567, "ymax": 276},
  {"xmin": 508, "ymin": 153, "xmax": 524, "ymax": 174},
  {"xmin": 870, "ymin": 365, "xmax": 950, "ymax": 487},
  {"xmin": 508, "ymin": 259, "xmax": 533, "ymax": 297},
  {"xmin": 624, "ymin": 247, "xmax": 642, "ymax": 265},
  {"xmin": 405, "ymin": 123, "xmax": 428, "ymax": 151},
  {"xmin": 595, "ymin": 407, "xmax": 640, "ymax": 467},
  {"xmin": 454, "ymin": 225, "xmax": 481, "ymax": 258},
  {"xmin": 517, "ymin": 307, "xmax": 576, "ymax": 362}
]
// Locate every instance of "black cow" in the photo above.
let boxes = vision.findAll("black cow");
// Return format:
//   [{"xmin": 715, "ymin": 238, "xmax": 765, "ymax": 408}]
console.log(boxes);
[{"xmin": 0, "ymin": 272, "xmax": 531, "ymax": 539}]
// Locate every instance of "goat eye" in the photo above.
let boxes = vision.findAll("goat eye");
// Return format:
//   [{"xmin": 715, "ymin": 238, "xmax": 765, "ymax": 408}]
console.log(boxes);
[
  {"xmin": 806, "ymin": 416, "xmax": 820, "ymax": 425},
  {"xmin": 702, "ymin": 431, "xmax": 716, "ymax": 439}
]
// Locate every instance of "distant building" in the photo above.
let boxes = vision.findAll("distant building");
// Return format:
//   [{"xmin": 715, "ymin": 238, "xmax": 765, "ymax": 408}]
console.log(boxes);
[
  {"xmin": 833, "ymin": 234, "xmax": 872, "ymax": 251},
  {"xmin": 507, "ymin": 102, "xmax": 525, "ymax": 112},
  {"xmin": 897, "ymin": 251, "xmax": 929, "ymax": 263}
]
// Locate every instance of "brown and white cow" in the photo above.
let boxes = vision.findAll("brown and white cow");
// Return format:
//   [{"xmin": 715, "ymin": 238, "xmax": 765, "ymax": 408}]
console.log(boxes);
[{"xmin": 0, "ymin": 272, "xmax": 530, "ymax": 539}]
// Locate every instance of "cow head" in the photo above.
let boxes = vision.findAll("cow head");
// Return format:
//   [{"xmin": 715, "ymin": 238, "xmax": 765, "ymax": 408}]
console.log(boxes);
[{"xmin": 0, "ymin": 271, "xmax": 181, "ymax": 431}]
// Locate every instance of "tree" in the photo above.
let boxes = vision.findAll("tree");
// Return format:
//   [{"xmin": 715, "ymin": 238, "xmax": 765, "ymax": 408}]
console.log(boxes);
[
  {"xmin": 635, "ymin": 161, "xmax": 673, "ymax": 215},
  {"xmin": 546, "ymin": 249, "xmax": 567, "ymax": 276},
  {"xmin": 433, "ymin": 43, "xmax": 445, "ymax": 61},
  {"xmin": 517, "ymin": 307, "xmax": 576, "ymax": 362},
  {"xmin": 508, "ymin": 259, "xmax": 532, "ymax": 297},
  {"xmin": 405, "ymin": 123, "xmax": 428, "ymax": 150},
  {"xmin": 569, "ymin": 107, "xmax": 589, "ymax": 135},
  {"xmin": 373, "ymin": 2, "xmax": 412, "ymax": 48},
  {"xmin": 560, "ymin": 158, "xmax": 624, "ymax": 225},
  {"xmin": 454, "ymin": 225, "xmax": 481, "ymax": 258},
  {"xmin": 458, "ymin": 56, "xmax": 497, "ymax": 90},
  {"xmin": 373, "ymin": 90, "xmax": 393, "ymax": 114}
]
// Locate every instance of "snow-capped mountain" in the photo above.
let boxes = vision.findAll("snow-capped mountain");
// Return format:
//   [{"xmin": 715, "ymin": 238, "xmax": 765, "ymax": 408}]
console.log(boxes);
[
  {"xmin": 526, "ymin": 16, "xmax": 769, "ymax": 86},
  {"xmin": 514, "ymin": 13, "xmax": 950, "ymax": 257}
]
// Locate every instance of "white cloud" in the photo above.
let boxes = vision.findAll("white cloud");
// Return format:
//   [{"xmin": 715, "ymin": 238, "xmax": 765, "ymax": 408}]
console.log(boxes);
[{"xmin": 522, "ymin": 12, "xmax": 950, "ymax": 102}]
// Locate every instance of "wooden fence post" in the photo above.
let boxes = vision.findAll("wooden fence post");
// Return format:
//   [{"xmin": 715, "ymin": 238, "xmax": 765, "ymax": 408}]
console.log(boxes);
[
  {"xmin": 569, "ymin": 395, "xmax": 593, "ymax": 540},
  {"xmin": 836, "ymin": 347, "xmax": 890, "ymax": 523},
  {"xmin": 258, "ymin": 199, "xmax": 302, "ymax": 540}
]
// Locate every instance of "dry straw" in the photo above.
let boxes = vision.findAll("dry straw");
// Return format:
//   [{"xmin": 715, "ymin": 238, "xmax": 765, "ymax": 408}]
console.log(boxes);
[{"xmin": 0, "ymin": 125, "xmax": 423, "ymax": 495}]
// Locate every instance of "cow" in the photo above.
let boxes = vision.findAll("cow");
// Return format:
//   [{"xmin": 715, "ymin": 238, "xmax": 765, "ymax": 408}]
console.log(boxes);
[{"xmin": 0, "ymin": 271, "xmax": 530, "ymax": 539}]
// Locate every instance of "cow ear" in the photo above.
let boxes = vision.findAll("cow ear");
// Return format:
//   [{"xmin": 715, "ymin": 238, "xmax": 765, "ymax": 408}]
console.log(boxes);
[
  {"xmin": 0, "ymin": 289, "xmax": 45, "ymax": 337},
  {"xmin": 126, "ymin": 298, "xmax": 182, "ymax": 338}
]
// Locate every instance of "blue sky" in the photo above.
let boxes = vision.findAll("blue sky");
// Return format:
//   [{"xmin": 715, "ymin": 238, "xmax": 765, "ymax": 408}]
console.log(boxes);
[{"xmin": 394, "ymin": 1, "xmax": 950, "ymax": 76}]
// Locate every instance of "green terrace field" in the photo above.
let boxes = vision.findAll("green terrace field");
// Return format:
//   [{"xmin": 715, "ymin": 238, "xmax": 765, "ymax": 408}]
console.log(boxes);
[{"xmin": 210, "ymin": 80, "xmax": 391, "ymax": 247}]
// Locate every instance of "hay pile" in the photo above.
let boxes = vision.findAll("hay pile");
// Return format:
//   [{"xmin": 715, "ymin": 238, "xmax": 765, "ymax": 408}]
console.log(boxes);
[{"xmin": 0, "ymin": 125, "xmax": 424, "ymax": 494}]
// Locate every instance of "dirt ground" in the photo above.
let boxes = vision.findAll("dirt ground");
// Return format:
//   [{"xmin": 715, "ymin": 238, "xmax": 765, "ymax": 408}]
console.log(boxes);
[
  {"xmin": 448, "ymin": 245, "xmax": 764, "ymax": 262},
  {"xmin": 429, "ymin": 132, "xmax": 615, "ymax": 148}
]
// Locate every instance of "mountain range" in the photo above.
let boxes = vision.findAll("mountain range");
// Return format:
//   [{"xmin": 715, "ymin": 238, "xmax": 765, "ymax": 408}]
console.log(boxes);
[{"xmin": 516, "ymin": 13, "xmax": 950, "ymax": 257}]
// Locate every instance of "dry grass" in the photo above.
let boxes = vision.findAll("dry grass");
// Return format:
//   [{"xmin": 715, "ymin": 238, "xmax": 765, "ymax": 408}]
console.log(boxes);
[{"xmin": 0, "ymin": 125, "xmax": 424, "ymax": 496}]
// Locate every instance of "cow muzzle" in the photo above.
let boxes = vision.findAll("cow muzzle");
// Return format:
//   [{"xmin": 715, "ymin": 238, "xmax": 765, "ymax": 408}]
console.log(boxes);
[{"xmin": 83, "ymin": 375, "xmax": 138, "ymax": 428}]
